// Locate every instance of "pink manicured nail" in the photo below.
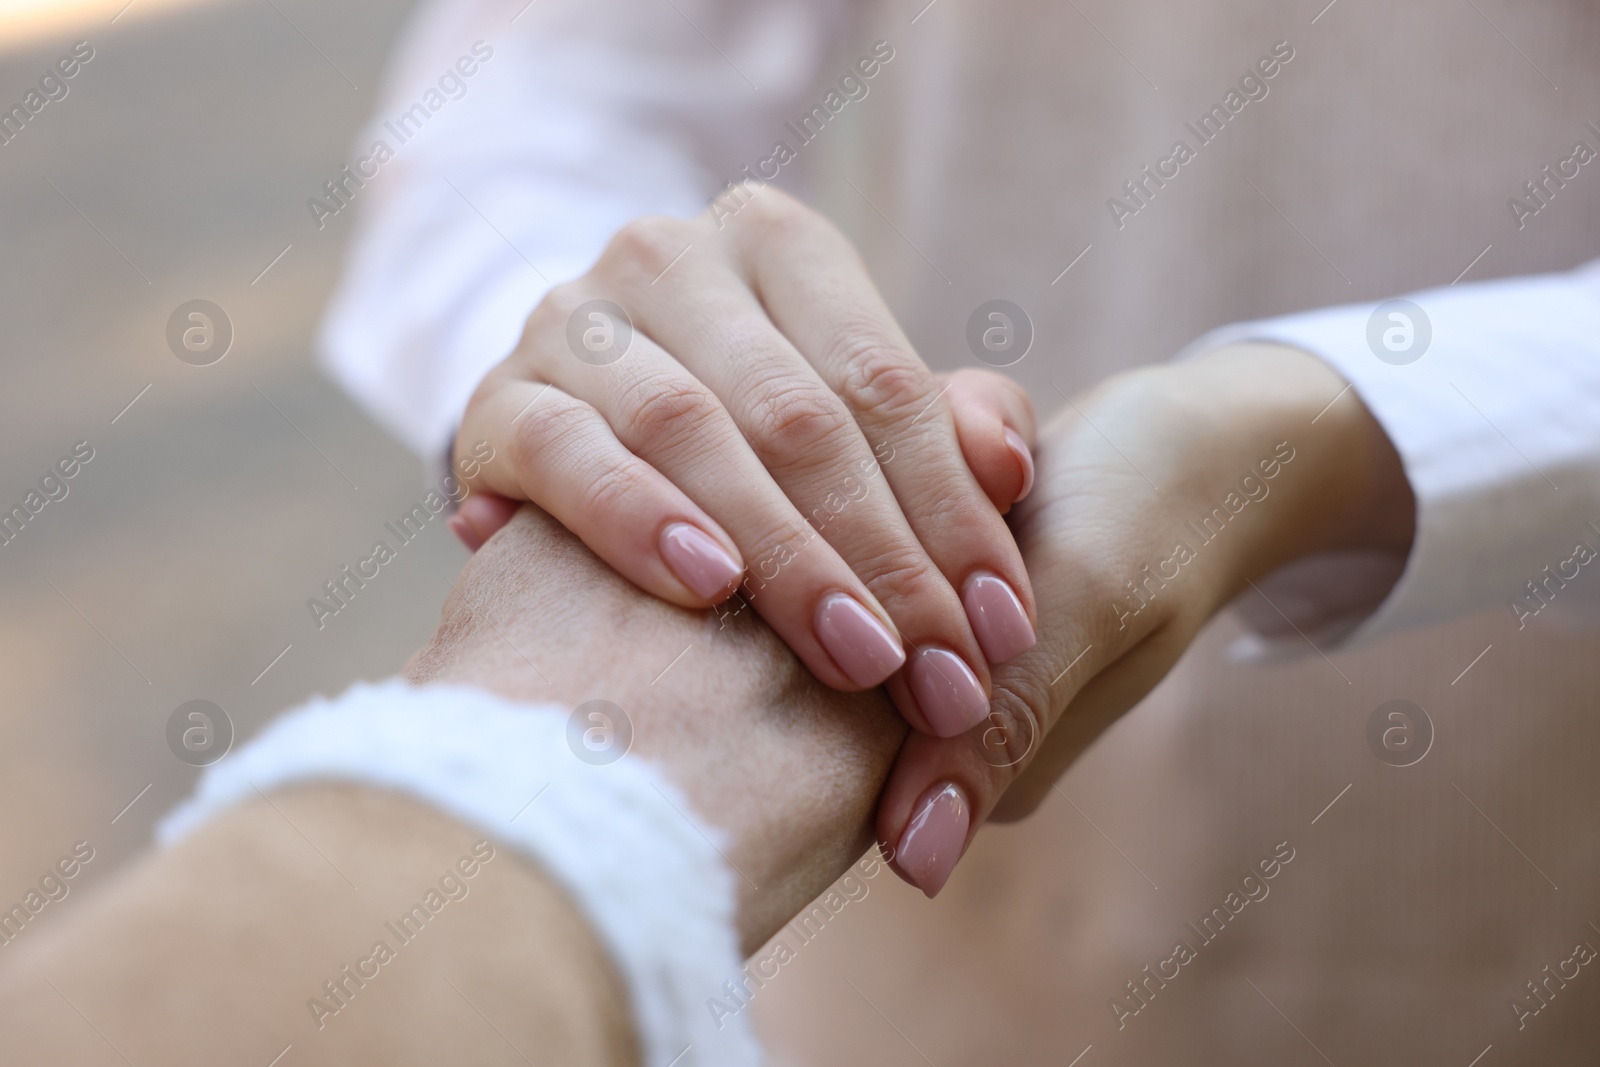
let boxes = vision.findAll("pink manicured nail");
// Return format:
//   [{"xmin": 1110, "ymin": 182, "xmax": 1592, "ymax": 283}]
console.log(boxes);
[
  {"xmin": 448, "ymin": 513, "xmax": 484, "ymax": 552},
  {"xmin": 908, "ymin": 647, "xmax": 989, "ymax": 737},
  {"xmin": 659, "ymin": 523, "xmax": 743, "ymax": 600},
  {"xmin": 1003, "ymin": 427, "xmax": 1035, "ymax": 503},
  {"xmin": 815, "ymin": 593, "xmax": 906, "ymax": 687},
  {"xmin": 897, "ymin": 782, "xmax": 970, "ymax": 897},
  {"xmin": 962, "ymin": 573, "xmax": 1036, "ymax": 664}
]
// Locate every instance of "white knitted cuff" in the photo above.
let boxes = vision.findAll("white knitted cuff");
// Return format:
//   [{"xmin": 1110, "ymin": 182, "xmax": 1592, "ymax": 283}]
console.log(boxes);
[{"xmin": 157, "ymin": 678, "xmax": 761, "ymax": 1067}]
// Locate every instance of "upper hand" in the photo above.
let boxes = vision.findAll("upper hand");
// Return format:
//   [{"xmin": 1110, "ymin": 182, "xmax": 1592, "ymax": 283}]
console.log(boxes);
[{"xmin": 452, "ymin": 188, "xmax": 1037, "ymax": 739}]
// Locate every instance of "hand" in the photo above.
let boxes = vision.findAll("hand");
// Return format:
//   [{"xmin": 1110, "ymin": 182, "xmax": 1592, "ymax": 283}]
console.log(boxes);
[
  {"xmin": 412, "ymin": 503, "xmax": 909, "ymax": 951},
  {"xmin": 0, "ymin": 504, "xmax": 915, "ymax": 1067},
  {"xmin": 451, "ymin": 187, "xmax": 1037, "ymax": 739},
  {"xmin": 874, "ymin": 343, "xmax": 1417, "ymax": 895}
]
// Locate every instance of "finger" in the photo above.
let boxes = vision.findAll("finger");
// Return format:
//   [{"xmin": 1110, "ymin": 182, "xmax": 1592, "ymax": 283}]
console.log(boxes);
[
  {"xmin": 865, "ymin": 414, "xmax": 1127, "ymax": 895},
  {"xmin": 874, "ymin": 593, "xmax": 1090, "ymax": 896},
  {"xmin": 601, "ymin": 220, "xmax": 991, "ymax": 735},
  {"xmin": 938, "ymin": 369, "xmax": 1037, "ymax": 512},
  {"xmin": 726, "ymin": 193, "xmax": 1038, "ymax": 671},
  {"xmin": 877, "ymin": 622, "xmax": 1190, "ymax": 895},
  {"xmin": 870, "ymin": 395, "xmax": 1210, "ymax": 895},
  {"xmin": 991, "ymin": 626, "xmax": 1192, "ymax": 822},
  {"xmin": 518, "ymin": 282, "xmax": 913, "ymax": 696},
  {"xmin": 449, "ymin": 490, "xmax": 519, "ymax": 552},
  {"xmin": 457, "ymin": 375, "xmax": 747, "ymax": 608}
]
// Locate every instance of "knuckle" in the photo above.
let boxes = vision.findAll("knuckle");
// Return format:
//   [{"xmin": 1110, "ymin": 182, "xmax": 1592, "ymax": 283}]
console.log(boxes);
[
  {"xmin": 832, "ymin": 333, "xmax": 932, "ymax": 418},
  {"xmin": 741, "ymin": 186, "xmax": 810, "ymax": 230},
  {"xmin": 900, "ymin": 477, "xmax": 979, "ymax": 531},
  {"xmin": 520, "ymin": 282, "xmax": 585, "ymax": 351},
  {"xmin": 850, "ymin": 542, "xmax": 945, "ymax": 605},
  {"xmin": 578, "ymin": 460, "xmax": 646, "ymax": 518},
  {"xmin": 603, "ymin": 215, "xmax": 691, "ymax": 279},
  {"xmin": 621, "ymin": 376, "xmax": 726, "ymax": 455},
  {"xmin": 537, "ymin": 280, "xmax": 585, "ymax": 321},
  {"xmin": 742, "ymin": 379, "xmax": 853, "ymax": 460},
  {"xmin": 507, "ymin": 393, "xmax": 589, "ymax": 474},
  {"xmin": 973, "ymin": 681, "xmax": 1045, "ymax": 773}
]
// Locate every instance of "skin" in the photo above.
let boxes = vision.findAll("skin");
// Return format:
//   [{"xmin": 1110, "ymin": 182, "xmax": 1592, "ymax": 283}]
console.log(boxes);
[
  {"xmin": 0, "ymin": 344, "xmax": 1410, "ymax": 1062},
  {"xmin": 458, "ymin": 319, "xmax": 1415, "ymax": 892},
  {"xmin": 0, "ymin": 504, "xmax": 906, "ymax": 1066},
  {"xmin": 455, "ymin": 187, "xmax": 1040, "ymax": 739},
  {"xmin": 876, "ymin": 343, "xmax": 1413, "ymax": 885}
]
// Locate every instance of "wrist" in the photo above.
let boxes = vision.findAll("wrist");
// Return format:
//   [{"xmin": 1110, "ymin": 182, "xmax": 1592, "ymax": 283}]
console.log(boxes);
[
  {"xmin": 411, "ymin": 506, "xmax": 905, "ymax": 952},
  {"xmin": 1158, "ymin": 343, "xmax": 1416, "ymax": 599}
]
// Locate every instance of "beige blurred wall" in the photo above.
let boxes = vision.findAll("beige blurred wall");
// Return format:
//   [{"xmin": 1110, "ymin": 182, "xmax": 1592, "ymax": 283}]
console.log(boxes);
[{"xmin": 0, "ymin": 0, "xmax": 460, "ymax": 945}]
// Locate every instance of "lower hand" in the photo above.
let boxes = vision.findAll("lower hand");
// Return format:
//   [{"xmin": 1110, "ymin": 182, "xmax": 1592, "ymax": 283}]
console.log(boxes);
[
  {"xmin": 876, "ymin": 343, "xmax": 1416, "ymax": 895},
  {"xmin": 411, "ymin": 502, "xmax": 909, "ymax": 952}
]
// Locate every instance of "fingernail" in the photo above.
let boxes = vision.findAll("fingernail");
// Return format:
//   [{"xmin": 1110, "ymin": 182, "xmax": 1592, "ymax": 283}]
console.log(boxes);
[
  {"xmin": 815, "ymin": 593, "xmax": 906, "ymax": 687},
  {"xmin": 896, "ymin": 782, "xmax": 970, "ymax": 898},
  {"xmin": 449, "ymin": 513, "xmax": 484, "ymax": 552},
  {"xmin": 659, "ymin": 522, "xmax": 744, "ymax": 600},
  {"xmin": 908, "ymin": 647, "xmax": 989, "ymax": 737},
  {"xmin": 962, "ymin": 573, "xmax": 1036, "ymax": 664},
  {"xmin": 1003, "ymin": 427, "xmax": 1034, "ymax": 503}
]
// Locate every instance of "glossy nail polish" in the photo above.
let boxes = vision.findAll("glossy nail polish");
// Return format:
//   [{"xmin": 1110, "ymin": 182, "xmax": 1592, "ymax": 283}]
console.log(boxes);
[
  {"xmin": 962, "ymin": 572, "xmax": 1037, "ymax": 664},
  {"xmin": 659, "ymin": 523, "xmax": 743, "ymax": 600},
  {"xmin": 908, "ymin": 647, "xmax": 989, "ymax": 737},
  {"xmin": 815, "ymin": 593, "xmax": 906, "ymax": 687},
  {"xmin": 1004, "ymin": 427, "xmax": 1035, "ymax": 503},
  {"xmin": 897, "ymin": 782, "xmax": 970, "ymax": 897}
]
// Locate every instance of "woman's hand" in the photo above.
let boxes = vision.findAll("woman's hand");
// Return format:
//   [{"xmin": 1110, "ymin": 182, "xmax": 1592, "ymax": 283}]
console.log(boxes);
[
  {"xmin": 876, "ymin": 343, "xmax": 1418, "ymax": 895},
  {"xmin": 451, "ymin": 188, "xmax": 1037, "ymax": 738}
]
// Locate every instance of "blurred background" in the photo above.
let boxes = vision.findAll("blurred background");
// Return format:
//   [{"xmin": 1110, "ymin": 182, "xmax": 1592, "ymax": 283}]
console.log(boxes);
[
  {"xmin": 5, "ymin": 2, "xmax": 1600, "ymax": 1065},
  {"xmin": 0, "ymin": 0, "xmax": 460, "ymax": 924}
]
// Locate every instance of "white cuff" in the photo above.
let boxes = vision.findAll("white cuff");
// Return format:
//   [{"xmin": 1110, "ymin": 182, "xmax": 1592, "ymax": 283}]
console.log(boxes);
[
  {"xmin": 1182, "ymin": 263, "xmax": 1600, "ymax": 656},
  {"xmin": 158, "ymin": 678, "xmax": 761, "ymax": 1067}
]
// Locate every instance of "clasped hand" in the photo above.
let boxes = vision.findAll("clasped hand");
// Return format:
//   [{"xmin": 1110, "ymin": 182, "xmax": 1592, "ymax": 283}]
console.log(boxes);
[{"xmin": 446, "ymin": 188, "xmax": 1414, "ymax": 899}]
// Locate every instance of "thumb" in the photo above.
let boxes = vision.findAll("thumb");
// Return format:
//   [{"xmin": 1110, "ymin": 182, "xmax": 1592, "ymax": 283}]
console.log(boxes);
[{"xmin": 938, "ymin": 369, "xmax": 1037, "ymax": 513}]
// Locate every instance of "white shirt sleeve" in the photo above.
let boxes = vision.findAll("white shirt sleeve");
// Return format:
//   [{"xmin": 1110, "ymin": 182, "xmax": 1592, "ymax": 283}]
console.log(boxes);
[
  {"xmin": 316, "ymin": 0, "xmax": 856, "ymax": 457},
  {"xmin": 1181, "ymin": 259, "xmax": 1600, "ymax": 656}
]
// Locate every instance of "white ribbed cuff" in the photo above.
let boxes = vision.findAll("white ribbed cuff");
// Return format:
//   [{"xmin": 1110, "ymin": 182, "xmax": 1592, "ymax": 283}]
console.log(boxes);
[
  {"xmin": 1180, "ymin": 262, "xmax": 1600, "ymax": 655},
  {"xmin": 158, "ymin": 678, "xmax": 762, "ymax": 1067}
]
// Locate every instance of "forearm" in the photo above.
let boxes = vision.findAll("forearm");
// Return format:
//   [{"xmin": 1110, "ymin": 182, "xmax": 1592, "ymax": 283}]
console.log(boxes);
[
  {"xmin": 0, "ymin": 509, "xmax": 905, "ymax": 1063},
  {"xmin": 0, "ymin": 786, "xmax": 638, "ymax": 1066}
]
